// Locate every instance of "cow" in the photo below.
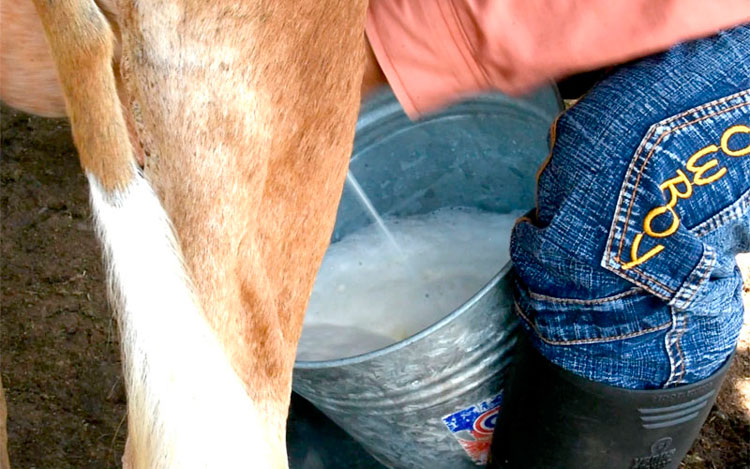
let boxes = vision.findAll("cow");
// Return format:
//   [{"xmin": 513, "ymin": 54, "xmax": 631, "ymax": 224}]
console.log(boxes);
[{"xmin": 1, "ymin": 0, "xmax": 374, "ymax": 466}]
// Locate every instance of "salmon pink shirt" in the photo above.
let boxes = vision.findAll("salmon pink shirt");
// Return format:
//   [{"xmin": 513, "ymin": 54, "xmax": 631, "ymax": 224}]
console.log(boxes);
[{"xmin": 365, "ymin": 0, "xmax": 750, "ymax": 117}]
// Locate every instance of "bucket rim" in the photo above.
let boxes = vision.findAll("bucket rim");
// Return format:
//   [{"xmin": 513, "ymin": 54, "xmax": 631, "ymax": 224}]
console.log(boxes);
[{"xmin": 293, "ymin": 261, "xmax": 513, "ymax": 369}]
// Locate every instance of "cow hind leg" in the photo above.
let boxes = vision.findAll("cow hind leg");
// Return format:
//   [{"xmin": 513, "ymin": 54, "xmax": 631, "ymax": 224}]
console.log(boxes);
[
  {"xmin": 31, "ymin": 1, "xmax": 276, "ymax": 467},
  {"xmin": 114, "ymin": 1, "xmax": 368, "ymax": 467}
]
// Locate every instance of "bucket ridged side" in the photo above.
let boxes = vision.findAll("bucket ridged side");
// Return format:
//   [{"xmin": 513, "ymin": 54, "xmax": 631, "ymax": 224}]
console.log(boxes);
[{"xmin": 295, "ymin": 274, "xmax": 519, "ymax": 467}]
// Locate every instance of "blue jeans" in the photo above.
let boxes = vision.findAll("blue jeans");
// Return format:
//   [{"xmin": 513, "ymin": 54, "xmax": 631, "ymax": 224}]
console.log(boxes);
[{"xmin": 511, "ymin": 25, "xmax": 750, "ymax": 390}]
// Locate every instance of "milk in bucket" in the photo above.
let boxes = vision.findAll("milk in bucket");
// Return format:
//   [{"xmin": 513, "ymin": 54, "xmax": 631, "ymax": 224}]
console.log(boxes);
[{"xmin": 297, "ymin": 207, "xmax": 522, "ymax": 361}]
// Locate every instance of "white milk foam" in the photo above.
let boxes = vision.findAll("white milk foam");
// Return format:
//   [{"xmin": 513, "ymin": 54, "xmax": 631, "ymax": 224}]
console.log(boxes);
[{"xmin": 297, "ymin": 207, "xmax": 522, "ymax": 362}]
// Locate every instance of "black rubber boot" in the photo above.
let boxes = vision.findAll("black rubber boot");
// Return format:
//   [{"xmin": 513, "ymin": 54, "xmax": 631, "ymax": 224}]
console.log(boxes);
[{"xmin": 487, "ymin": 336, "xmax": 733, "ymax": 469}]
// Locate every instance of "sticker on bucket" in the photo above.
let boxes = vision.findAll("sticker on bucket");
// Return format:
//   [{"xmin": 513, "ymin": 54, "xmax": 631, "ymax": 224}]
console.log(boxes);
[{"xmin": 442, "ymin": 393, "xmax": 503, "ymax": 465}]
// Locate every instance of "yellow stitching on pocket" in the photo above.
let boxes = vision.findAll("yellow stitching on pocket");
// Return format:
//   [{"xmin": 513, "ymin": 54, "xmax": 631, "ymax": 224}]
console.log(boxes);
[
  {"xmin": 622, "ymin": 232, "xmax": 664, "ymax": 270},
  {"xmin": 615, "ymin": 101, "xmax": 750, "ymax": 261},
  {"xmin": 686, "ymin": 144, "xmax": 727, "ymax": 185},
  {"xmin": 643, "ymin": 205, "xmax": 680, "ymax": 238},
  {"xmin": 606, "ymin": 94, "xmax": 750, "ymax": 295},
  {"xmin": 643, "ymin": 170, "xmax": 692, "ymax": 238},
  {"xmin": 721, "ymin": 124, "xmax": 750, "ymax": 157},
  {"xmin": 661, "ymin": 169, "xmax": 693, "ymax": 199}
]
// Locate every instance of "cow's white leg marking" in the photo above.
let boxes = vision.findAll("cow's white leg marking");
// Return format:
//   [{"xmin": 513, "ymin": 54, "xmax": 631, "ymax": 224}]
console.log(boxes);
[{"xmin": 89, "ymin": 170, "xmax": 276, "ymax": 468}]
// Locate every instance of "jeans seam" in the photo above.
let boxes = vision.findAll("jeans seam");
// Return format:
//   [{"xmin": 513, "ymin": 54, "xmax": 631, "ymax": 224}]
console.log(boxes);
[
  {"xmin": 664, "ymin": 309, "xmax": 688, "ymax": 387},
  {"xmin": 672, "ymin": 245, "xmax": 716, "ymax": 309},
  {"xmin": 614, "ymin": 265, "xmax": 676, "ymax": 294},
  {"xmin": 534, "ymin": 113, "xmax": 561, "ymax": 221},
  {"xmin": 665, "ymin": 311, "xmax": 677, "ymax": 386},
  {"xmin": 514, "ymin": 302, "xmax": 671, "ymax": 345},
  {"xmin": 675, "ymin": 314, "xmax": 687, "ymax": 385},
  {"xmin": 604, "ymin": 122, "xmax": 660, "ymax": 270},
  {"xmin": 527, "ymin": 286, "xmax": 642, "ymax": 305}
]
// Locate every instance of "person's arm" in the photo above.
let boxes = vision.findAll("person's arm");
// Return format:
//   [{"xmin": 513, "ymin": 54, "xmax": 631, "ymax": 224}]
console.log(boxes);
[
  {"xmin": 365, "ymin": 0, "xmax": 750, "ymax": 117},
  {"xmin": 361, "ymin": 36, "xmax": 388, "ymax": 100}
]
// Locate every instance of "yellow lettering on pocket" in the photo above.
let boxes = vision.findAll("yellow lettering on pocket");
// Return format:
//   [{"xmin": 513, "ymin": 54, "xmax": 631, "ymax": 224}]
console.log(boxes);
[
  {"xmin": 643, "ymin": 169, "xmax": 692, "ymax": 238},
  {"xmin": 660, "ymin": 169, "xmax": 693, "ymax": 201},
  {"xmin": 622, "ymin": 232, "xmax": 665, "ymax": 270},
  {"xmin": 721, "ymin": 124, "xmax": 750, "ymax": 157},
  {"xmin": 686, "ymin": 144, "xmax": 726, "ymax": 185}
]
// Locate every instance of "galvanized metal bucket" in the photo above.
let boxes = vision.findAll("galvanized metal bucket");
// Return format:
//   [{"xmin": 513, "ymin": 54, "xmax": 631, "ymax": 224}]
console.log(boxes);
[{"xmin": 293, "ymin": 86, "xmax": 562, "ymax": 468}]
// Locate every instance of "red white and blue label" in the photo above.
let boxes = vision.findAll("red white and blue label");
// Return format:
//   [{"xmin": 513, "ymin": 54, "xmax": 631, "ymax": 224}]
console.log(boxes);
[{"xmin": 442, "ymin": 392, "xmax": 503, "ymax": 465}]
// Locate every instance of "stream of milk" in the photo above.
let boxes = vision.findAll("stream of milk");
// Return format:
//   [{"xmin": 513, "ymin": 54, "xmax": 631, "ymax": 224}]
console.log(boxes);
[
  {"xmin": 345, "ymin": 171, "xmax": 404, "ymax": 255},
  {"xmin": 296, "ymin": 207, "xmax": 522, "ymax": 361}
]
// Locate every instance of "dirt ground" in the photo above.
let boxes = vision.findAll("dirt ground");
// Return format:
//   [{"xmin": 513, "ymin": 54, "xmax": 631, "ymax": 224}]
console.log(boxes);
[{"xmin": 1, "ymin": 103, "xmax": 749, "ymax": 468}]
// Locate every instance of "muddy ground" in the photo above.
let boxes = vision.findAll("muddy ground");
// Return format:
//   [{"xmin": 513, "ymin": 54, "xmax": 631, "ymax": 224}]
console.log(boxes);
[{"xmin": 1, "ymin": 103, "xmax": 749, "ymax": 468}]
